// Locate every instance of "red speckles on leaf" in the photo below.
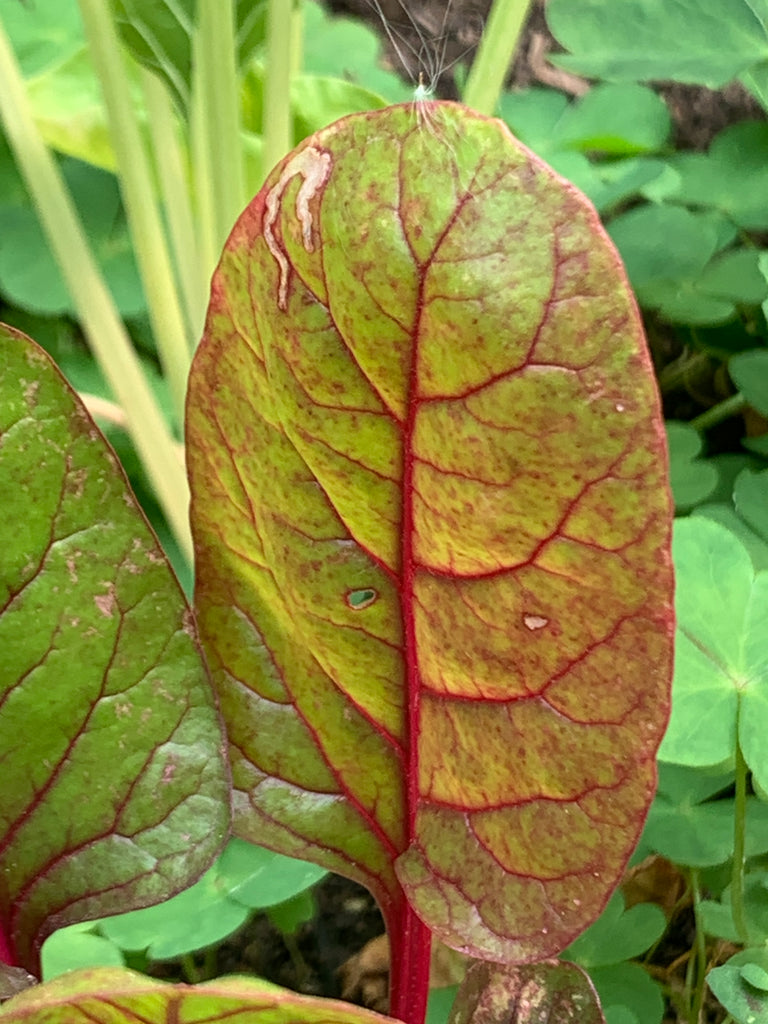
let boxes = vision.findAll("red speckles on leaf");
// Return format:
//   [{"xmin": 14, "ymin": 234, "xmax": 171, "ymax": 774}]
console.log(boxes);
[{"xmin": 187, "ymin": 103, "xmax": 674, "ymax": 966}]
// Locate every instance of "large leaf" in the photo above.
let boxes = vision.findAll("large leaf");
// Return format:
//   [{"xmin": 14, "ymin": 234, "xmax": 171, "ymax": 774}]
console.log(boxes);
[
  {"xmin": 0, "ymin": 967, "xmax": 400, "ymax": 1024},
  {"xmin": 186, "ymin": 103, "xmax": 674, "ymax": 965},
  {"xmin": 0, "ymin": 326, "xmax": 230, "ymax": 973}
]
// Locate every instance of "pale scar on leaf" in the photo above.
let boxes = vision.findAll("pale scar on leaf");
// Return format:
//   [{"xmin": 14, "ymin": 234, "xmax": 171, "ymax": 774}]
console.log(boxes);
[{"xmin": 263, "ymin": 145, "xmax": 332, "ymax": 311}]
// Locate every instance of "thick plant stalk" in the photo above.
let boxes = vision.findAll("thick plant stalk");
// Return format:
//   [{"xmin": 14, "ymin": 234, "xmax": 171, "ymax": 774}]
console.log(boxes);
[
  {"xmin": 690, "ymin": 392, "xmax": 747, "ymax": 432},
  {"xmin": 463, "ymin": 0, "xmax": 534, "ymax": 114},
  {"xmin": 77, "ymin": 0, "xmax": 192, "ymax": 428},
  {"xmin": 262, "ymin": 0, "xmax": 298, "ymax": 175},
  {"xmin": 191, "ymin": 0, "xmax": 246, "ymax": 265},
  {"xmin": 142, "ymin": 69, "xmax": 208, "ymax": 346},
  {"xmin": 0, "ymin": 19, "xmax": 192, "ymax": 562}
]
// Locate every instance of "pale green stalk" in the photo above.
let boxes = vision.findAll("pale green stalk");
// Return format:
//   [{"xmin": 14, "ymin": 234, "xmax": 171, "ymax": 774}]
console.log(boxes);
[
  {"xmin": 463, "ymin": 0, "xmax": 534, "ymax": 115},
  {"xmin": 141, "ymin": 70, "xmax": 207, "ymax": 346},
  {"xmin": 263, "ymin": 0, "xmax": 299, "ymax": 175},
  {"xmin": 190, "ymin": 64, "xmax": 218, "ymax": 281},
  {"xmin": 77, "ymin": 0, "xmax": 191, "ymax": 427},
  {"xmin": 291, "ymin": 0, "xmax": 304, "ymax": 80},
  {"xmin": 0, "ymin": 19, "xmax": 191, "ymax": 561},
  {"xmin": 191, "ymin": 0, "xmax": 245, "ymax": 262}
]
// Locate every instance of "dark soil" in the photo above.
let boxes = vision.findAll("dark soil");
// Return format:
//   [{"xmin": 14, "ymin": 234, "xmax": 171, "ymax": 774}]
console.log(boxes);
[
  {"xmin": 148, "ymin": 874, "xmax": 386, "ymax": 1004},
  {"xmin": 216, "ymin": 875, "xmax": 385, "ymax": 1000}
]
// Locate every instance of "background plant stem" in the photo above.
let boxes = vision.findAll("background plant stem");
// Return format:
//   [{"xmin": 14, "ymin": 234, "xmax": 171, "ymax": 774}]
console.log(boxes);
[
  {"xmin": 263, "ymin": 0, "xmax": 299, "ymax": 175},
  {"xmin": 142, "ymin": 70, "xmax": 208, "ymax": 346},
  {"xmin": 463, "ymin": 0, "xmax": 534, "ymax": 114},
  {"xmin": 690, "ymin": 393, "xmax": 747, "ymax": 432},
  {"xmin": 0, "ymin": 19, "xmax": 192, "ymax": 562},
  {"xmin": 196, "ymin": 0, "xmax": 246, "ymax": 252},
  {"xmin": 77, "ymin": 0, "xmax": 192, "ymax": 429}
]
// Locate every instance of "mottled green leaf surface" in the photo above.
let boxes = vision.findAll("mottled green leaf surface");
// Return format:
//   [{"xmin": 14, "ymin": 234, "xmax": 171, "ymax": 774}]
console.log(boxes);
[
  {"xmin": 448, "ymin": 960, "xmax": 605, "ymax": 1024},
  {"xmin": 0, "ymin": 326, "xmax": 229, "ymax": 972},
  {"xmin": 0, "ymin": 967, "xmax": 398, "ymax": 1024},
  {"xmin": 187, "ymin": 103, "xmax": 674, "ymax": 963}
]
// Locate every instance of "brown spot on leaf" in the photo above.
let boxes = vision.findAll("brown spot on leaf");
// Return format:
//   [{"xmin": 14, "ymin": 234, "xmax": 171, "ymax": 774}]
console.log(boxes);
[{"xmin": 94, "ymin": 585, "xmax": 116, "ymax": 618}]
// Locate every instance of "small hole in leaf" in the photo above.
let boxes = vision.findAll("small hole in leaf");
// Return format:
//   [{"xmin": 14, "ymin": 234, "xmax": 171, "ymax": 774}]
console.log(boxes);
[
  {"xmin": 346, "ymin": 588, "xmax": 378, "ymax": 610},
  {"xmin": 523, "ymin": 614, "xmax": 549, "ymax": 631}
]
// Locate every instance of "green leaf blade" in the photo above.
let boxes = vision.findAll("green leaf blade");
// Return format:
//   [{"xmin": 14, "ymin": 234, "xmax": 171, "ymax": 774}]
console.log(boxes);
[
  {"xmin": 187, "ymin": 104, "xmax": 674, "ymax": 963},
  {"xmin": 0, "ymin": 325, "xmax": 230, "ymax": 973}
]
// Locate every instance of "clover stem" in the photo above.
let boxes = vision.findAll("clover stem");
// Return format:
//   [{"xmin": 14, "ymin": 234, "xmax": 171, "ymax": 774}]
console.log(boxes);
[
  {"xmin": 689, "ymin": 393, "xmax": 747, "ymax": 432},
  {"xmin": 731, "ymin": 726, "xmax": 750, "ymax": 946},
  {"xmin": 181, "ymin": 953, "xmax": 201, "ymax": 983},
  {"xmin": 689, "ymin": 869, "xmax": 708, "ymax": 1024}
]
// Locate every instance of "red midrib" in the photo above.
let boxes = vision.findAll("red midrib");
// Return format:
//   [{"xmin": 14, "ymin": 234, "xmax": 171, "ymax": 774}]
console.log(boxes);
[
  {"xmin": 387, "ymin": 255, "xmax": 433, "ymax": 1024},
  {"xmin": 401, "ymin": 260, "xmax": 426, "ymax": 844}
]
